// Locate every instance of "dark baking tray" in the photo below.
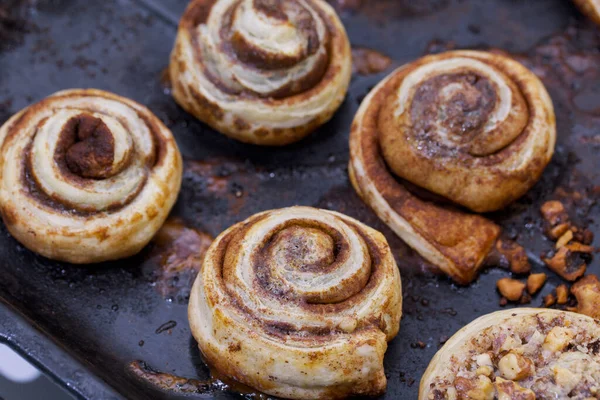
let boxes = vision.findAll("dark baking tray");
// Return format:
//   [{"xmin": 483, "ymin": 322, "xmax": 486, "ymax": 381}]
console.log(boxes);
[{"xmin": 1, "ymin": 0, "xmax": 599, "ymax": 399}]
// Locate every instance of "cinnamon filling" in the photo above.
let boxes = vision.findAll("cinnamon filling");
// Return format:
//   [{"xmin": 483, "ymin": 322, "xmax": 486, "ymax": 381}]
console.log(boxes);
[
  {"xmin": 56, "ymin": 113, "xmax": 116, "ymax": 179},
  {"xmin": 410, "ymin": 72, "xmax": 497, "ymax": 146}
]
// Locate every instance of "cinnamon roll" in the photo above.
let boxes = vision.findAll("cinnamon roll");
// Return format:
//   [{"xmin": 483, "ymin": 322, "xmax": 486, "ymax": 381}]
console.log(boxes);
[
  {"xmin": 420, "ymin": 308, "xmax": 600, "ymax": 400},
  {"xmin": 574, "ymin": 0, "xmax": 600, "ymax": 25},
  {"xmin": 188, "ymin": 206, "xmax": 402, "ymax": 399},
  {"xmin": 169, "ymin": 0, "xmax": 352, "ymax": 146},
  {"xmin": 0, "ymin": 89, "xmax": 183, "ymax": 264},
  {"xmin": 349, "ymin": 50, "xmax": 556, "ymax": 284}
]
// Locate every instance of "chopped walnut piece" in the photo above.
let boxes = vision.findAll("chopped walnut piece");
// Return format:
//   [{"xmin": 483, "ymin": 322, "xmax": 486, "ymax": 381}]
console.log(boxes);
[
  {"xmin": 526, "ymin": 273, "xmax": 547, "ymax": 295},
  {"xmin": 543, "ymin": 247, "xmax": 586, "ymax": 281},
  {"xmin": 455, "ymin": 375, "xmax": 494, "ymax": 400},
  {"xmin": 571, "ymin": 274, "xmax": 600, "ymax": 319},
  {"xmin": 552, "ymin": 365, "xmax": 582, "ymax": 395},
  {"xmin": 543, "ymin": 293, "xmax": 556, "ymax": 307},
  {"xmin": 495, "ymin": 239, "xmax": 531, "ymax": 274},
  {"xmin": 565, "ymin": 242, "xmax": 595, "ymax": 253},
  {"xmin": 498, "ymin": 335, "xmax": 522, "ymax": 353},
  {"xmin": 541, "ymin": 200, "xmax": 569, "ymax": 226},
  {"xmin": 556, "ymin": 230, "xmax": 574, "ymax": 248},
  {"xmin": 549, "ymin": 222, "xmax": 570, "ymax": 240},
  {"xmin": 498, "ymin": 352, "xmax": 535, "ymax": 380},
  {"xmin": 497, "ymin": 278, "xmax": 526, "ymax": 301},
  {"xmin": 494, "ymin": 377, "xmax": 535, "ymax": 400},
  {"xmin": 543, "ymin": 327, "xmax": 574, "ymax": 352},
  {"xmin": 556, "ymin": 284, "xmax": 569, "ymax": 304},
  {"xmin": 519, "ymin": 292, "xmax": 531, "ymax": 304}
]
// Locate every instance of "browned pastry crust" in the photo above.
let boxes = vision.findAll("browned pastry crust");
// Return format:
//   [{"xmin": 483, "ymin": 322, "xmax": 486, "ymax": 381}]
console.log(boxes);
[
  {"xmin": 169, "ymin": 0, "xmax": 352, "ymax": 146},
  {"xmin": 574, "ymin": 0, "xmax": 600, "ymax": 25},
  {"xmin": 0, "ymin": 89, "xmax": 183, "ymax": 263},
  {"xmin": 349, "ymin": 50, "xmax": 556, "ymax": 284},
  {"xmin": 188, "ymin": 206, "xmax": 402, "ymax": 399},
  {"xmin": 420, "ymin": 308, "xmax": 600, "ymax": 400}
]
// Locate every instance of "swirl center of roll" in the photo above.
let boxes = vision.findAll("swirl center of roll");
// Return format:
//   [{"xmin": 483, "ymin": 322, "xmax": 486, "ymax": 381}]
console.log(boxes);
[
  {"xmin": 411, "ymin": 73, "xmax": 496, "ymax": 142},
  {"xmin": 269, "ymin": 226, "xmax": 335, "ymax": 272},
  {"xmin": 59, "ymin": 114, "xmax": 116, "ymax": 179},
  {"xmin": 229, "ymin": 0, "xmax": 320, "ymax": 69}
]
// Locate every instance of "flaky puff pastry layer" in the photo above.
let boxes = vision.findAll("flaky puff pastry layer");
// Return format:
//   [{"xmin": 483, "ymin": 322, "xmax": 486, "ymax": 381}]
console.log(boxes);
[
  {"xmin": 188, "ymin": 206, "xmax": 402, "ymax": 399},
  {"xmin": 169, "ymin": 0, "xmax": 351, "ymax": 146},
  {"xmin": 420, "ymin": 308, "xmax": 600, "ymax": 400},
  {"xmin": 349, "ymin": 50, "xmax": 555, "ymax": 284},
  {"xmin": 0, "ymin": 89, "xmax": 182, "ymax": 263},
  {"xmin": 574, "ymin": 0, "xmax": 600, "ymax": 25}
]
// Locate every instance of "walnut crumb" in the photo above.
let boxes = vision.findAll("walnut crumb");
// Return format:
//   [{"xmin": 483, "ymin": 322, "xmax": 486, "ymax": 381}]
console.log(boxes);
[
  {"xmin": 541, "ymin": 200, "xmax": 569, "ymax": 226},
  {"xmin": 527, "ymin": 273, "xmax": 547, "ymax": 295},
  {"xmin": 544, "ymin": 293, "xmax": 556, "ymax": 307},
  {"xmin": 497, "ymin": 278, "xmax": 525, "ymax": 301},
  {"xmin": 543, "ymin": 247, "xmax": 586, "ymax": 281},
  {"xmin": 556, "ymin": 284, "xmax": 569, "ymax": 305},
  {"xmin": 571, "ymin": 274, "xmax": 600, "ymax": 319},
  {"xmin": 556, "ymin": 230, "xmax": 574, "ymax": 249}
]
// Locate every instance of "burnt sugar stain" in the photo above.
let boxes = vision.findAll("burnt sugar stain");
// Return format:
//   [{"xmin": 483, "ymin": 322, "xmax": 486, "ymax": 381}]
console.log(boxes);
[
  {"xmin": 128, "ymin": 360, "xmax": 225, "ymax": 394},
  {"xmin": 144, "ymin": 218, "xmax": 213, "ymax": 303},
  {"xmin": 351, "ymin": 46, "xmax": 393, "ymax": 76},
  {"xmin": 0, "ymin": 0, "xmax": 39, "ymax": 52}
]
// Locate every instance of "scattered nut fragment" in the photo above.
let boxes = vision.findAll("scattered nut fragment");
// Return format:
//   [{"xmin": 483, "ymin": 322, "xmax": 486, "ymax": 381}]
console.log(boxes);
[
  {"xmin": 571, "ymin": 274, "xmax": 600, "ymax": 319},
  {"xmin": 556, "ymin": 284, "xmax": 569, "ymax": 304},
  {"xmin": 455, "ymin": 375, "xmax": 494, "ymax": 400},
  {"xmin": 574, "ymin": 228, "xmax": 594, "ymax": 245},
  {"xmin": 541, "ymin": 200, "xmax": 569, "ymax": 226},
  {"xmin": 565, "ymin": 242, "xmax": 595, "ymax": 253},
  {"xmin": 556, "ymin": 230, "xmax": 574, "ymax": 249},
  {"xmin": 497, "ymin": 278, "xmax": 526, "ymax": 301},
  {"xmin": 498, "ymin": 352, "xmax": 535, "ymax": 380},
  {"xmin": 543, "ymin": 247, "xmax": 587, "ymax": 281},
  {"xmin": 519, "ymin": 292, "xmax": 531, "ymax": 304},
  {"xmin": 543, "ymin": 326, "xmax": 574, "ymax": 352},
  {"xmin": 543, "ymin": 293, "xmax": 556, "ymax": 307},
  {"xmin": 495, "ymin": 239, "xmax": 531, "ymax": 274},
  {"xmin": 495, "ymin": 377, "xmax": 535, "ymax": 400},
  {"xmin": 527, "ymin": 273, "xmax": 547, "ymax": 295},
  {"xmin": 549, "ymin": 222, "xmax": 570, "ymax": 240}
]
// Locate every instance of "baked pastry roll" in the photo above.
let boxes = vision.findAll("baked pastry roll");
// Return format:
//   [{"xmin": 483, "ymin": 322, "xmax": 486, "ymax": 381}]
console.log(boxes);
[
  {"xmin": 169, "ymin": 0, "xmax": 352, "ymax": 146},
  {"xmin": 574, "ymin": 0, "xmax": 600, "ymax": 25},
  {"xmin": 188, "ymin": 206, "xmax": 402, "ymax": 399},
  {"xmin": 0, "ymin": 89, "xmax": 183, "ymax": 263},
  {"xmin": 420, "ymin": 308, "xmax": 600, "ymax": 399},
  {"xmin": 349, "ymin": 50, "xmax": 556, "ymax": 283}
]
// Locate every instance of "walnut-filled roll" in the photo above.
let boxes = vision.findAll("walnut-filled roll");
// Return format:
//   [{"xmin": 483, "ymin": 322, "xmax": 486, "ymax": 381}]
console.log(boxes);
[
  {"xmin": 169, "ymin": 0, "xmax": 352, "ymax": 146},
  {"xmin": 0, "ymin": 89, "xmax": 183, "ymax": 264},
  {"xmin": 420, "ymin": 308, "xmax": 600, "ymax": 399},
  {"xmin": 349, "ymin": 50, "xmax": 555, "ymax": 284},
  {"xmin": 188, "ymin": 206, "xmax": 402, "ymax": 399},
  {"xmin": 574, "ymin": 0, "xmax": 600, "ymax": 25}
]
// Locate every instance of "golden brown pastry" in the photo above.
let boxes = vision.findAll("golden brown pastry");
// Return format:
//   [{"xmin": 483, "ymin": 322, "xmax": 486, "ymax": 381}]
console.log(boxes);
[
  {"xmin": 574, "ymin": 0, "xmax": 600, "ymax": 25},
  {"xmin": 349, "ymin": 50, "xmax": 556, "ymax": 283},
  {"xmin": 188, "ymin": 206, "xmax": 402, "ymax": 399},
  {"xmin": 169, "ymin": 0, "xmax": 352, "ymax": 146},
  {"xmin": 420, "ymin": 308, "xmax": 600, "ymax": 399},
  {"xmin": 0, "ymin": 89, "xmax": 182, "ymax": 263}
]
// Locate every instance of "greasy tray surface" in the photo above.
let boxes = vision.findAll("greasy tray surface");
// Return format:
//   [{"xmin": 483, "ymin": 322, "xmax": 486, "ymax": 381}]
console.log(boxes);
[{"xmin": 0, "ymin": 0, "xmax": 599, "ymax": 399}]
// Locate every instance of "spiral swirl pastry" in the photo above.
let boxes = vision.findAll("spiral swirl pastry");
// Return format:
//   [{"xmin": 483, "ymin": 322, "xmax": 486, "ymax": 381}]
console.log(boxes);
[
  {"xmin": 574, "ymin": 0, "xmax": 600, "ymax": 25},
  {"xmin": 420, "ymin": 309, "xmax": 600, "ymax": 399},
  {"xmin": 0, "ymin": 89, "xmax": 183, "ymax": 264},
  {"xmin": 349, "ymin": 50, "xmax": 556, "ymax": 284},
  {"xmin": 188, "ymin": 206, "xmax": 402, "ymax": 399},
  {"xmin": 169, "ymin": 0, "xmax": 352, "ymax": 146}
]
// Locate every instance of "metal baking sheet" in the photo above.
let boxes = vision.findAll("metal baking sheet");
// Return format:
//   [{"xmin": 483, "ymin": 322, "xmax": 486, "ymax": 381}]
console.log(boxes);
[{"xmin": 0, "ymin": 0, "xmax": 599, "ymax": 398}]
